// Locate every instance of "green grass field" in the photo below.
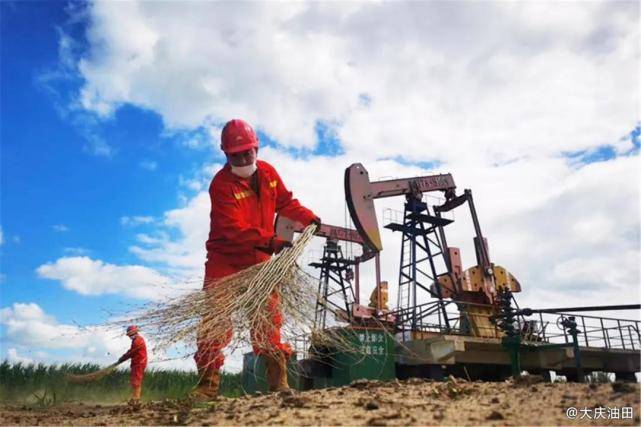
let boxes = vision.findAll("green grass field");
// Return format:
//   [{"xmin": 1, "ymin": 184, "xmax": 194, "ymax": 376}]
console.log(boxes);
[{"xmin": 0, "ymin": 361, "xmax": 243, "ymax": 406}]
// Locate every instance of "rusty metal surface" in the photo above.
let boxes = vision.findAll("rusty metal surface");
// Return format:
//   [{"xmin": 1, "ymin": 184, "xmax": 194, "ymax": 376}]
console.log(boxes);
[
  {"xmin": 435, "ymin": 275, "xmax": 459, "ymax": 299},
  {"xmin": 460, "ymin": 265, "xmax": 521, "ymax": 294},
  {"xmin": 493, "ymin": 266, "xmax": 522, "ymax": 292},
  {"xmin": 449, "ymin": 247, "xmax": 462, "ymax": 280},
  {"xmin": 432, "ymin": 249, "xmax": 462, "ymax": 299}
]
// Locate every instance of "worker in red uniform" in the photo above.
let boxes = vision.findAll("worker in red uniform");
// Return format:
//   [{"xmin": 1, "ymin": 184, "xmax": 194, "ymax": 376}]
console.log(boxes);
[
  {"xmin": 118, "ymin": 325, "xmax": 148, "ymax": 403},
  {"xmin": 192, "ymin": 119, "xmax": 319, "ymax": 399}
]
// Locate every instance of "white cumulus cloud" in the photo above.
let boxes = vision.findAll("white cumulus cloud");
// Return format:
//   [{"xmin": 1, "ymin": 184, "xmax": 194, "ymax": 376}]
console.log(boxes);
[
  {"xmin": 36, "ymin": 256, "xmax": 174, "ymax": 301},
  {"xmin": 129, "ymin": 191, "xmax": 211, "ymax": 276},
  {"xmin": 67, "ymin": 1, "xmax": 637, "ymax": 163},
  {"xmin": 0, "ymin": 302, "xmax": 199, "ymax": 370},
  {"xmin": 0, "ymin": 302, "xmax": 127, "ymax": 357}
]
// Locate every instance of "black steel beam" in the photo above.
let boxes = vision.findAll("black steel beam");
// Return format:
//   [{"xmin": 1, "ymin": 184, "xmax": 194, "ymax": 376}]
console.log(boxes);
[{"xmin": 508, "ymin": 304, "xmax": 640, "ymax": 317}]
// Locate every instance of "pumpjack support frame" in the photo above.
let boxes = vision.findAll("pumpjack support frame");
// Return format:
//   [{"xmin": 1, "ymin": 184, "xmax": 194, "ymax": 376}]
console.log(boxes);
[{"xmin": 275, "ymin": 215, "xmax": 380, "ymax": 327}]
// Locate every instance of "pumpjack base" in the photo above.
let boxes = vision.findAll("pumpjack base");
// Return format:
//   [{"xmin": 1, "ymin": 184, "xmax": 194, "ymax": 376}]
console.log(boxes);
[{"xmin": 396, "ymin": 333, "xmax": 640, "ymax": 381}]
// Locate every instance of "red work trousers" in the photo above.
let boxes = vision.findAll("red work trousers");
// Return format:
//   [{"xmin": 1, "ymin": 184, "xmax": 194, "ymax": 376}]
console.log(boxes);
[
  {"xmin": 194, "ymin": 252, "xmax": 292, "ymax": 372},
  {"xmin": 130, "ymin": 364, "xmax": 145, "ymax": 387}
]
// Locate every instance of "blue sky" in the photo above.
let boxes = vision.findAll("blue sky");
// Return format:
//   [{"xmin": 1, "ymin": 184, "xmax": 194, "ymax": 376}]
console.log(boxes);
[
  {"xmin": 2, "ymin": 2, "xmax": 197, "ymax": 325},
  {"xmin": 1, "ymin": 1, "xmax": 638, "ymax": 370},
  {"xmin": 1, "ymin": 3, "xmax": 231, "ymax": 365}
]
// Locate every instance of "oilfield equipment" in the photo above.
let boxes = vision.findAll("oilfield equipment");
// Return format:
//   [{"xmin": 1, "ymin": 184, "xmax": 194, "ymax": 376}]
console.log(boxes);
[{"xmin": 242, "ymin": 163, "xmax": 640, "ymax": 392}]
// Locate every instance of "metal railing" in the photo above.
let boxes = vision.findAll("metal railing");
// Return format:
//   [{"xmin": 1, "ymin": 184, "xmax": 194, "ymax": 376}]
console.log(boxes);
[
  {"xmin": 290, "ymin": 300, "xmax": 640, "ymax": 365},
  {"xmin": 391, "ymin": 300, "xmax": 641, "ymax": 351},
  {"xmin": 519, "ymin": 311, "xmax": 640, "ymax": 351}
]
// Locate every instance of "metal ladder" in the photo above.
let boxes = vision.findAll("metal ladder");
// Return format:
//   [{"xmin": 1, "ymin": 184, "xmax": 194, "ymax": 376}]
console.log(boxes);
[
  {"xmin": 311, "ymin": 240, "xmax": 356, "ymax": 330},
  {"xmin": 397, "ymin": 232, "xmax": 412, "ymax": 313}
]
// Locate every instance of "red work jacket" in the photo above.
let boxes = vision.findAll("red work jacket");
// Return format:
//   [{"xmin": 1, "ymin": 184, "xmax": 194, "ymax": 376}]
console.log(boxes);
[
  {"xmin": 122, "ymin": 335, "xmax": 148, "ymax": 368},
  {"xmin": 205, "ymin": 160, "xmax": 316, "ymax": 259}
]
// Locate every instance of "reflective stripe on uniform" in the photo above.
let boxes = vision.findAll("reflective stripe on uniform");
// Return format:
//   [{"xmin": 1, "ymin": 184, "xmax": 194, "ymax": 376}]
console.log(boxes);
[{"xmin": 233, "ymin": 190, "xmax": 252, "ymax": 200}]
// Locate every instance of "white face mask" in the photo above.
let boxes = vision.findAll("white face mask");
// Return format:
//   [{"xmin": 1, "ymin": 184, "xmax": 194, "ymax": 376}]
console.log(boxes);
[{"xmin": 231, "ymin": 162, "xmax": 257, "ymax": 178}]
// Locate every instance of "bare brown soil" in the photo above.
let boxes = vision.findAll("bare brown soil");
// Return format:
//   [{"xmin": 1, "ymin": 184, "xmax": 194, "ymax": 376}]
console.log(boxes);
[{"xmin": 1, "ymin": 378, "xmax": 639, "ymax": 426}]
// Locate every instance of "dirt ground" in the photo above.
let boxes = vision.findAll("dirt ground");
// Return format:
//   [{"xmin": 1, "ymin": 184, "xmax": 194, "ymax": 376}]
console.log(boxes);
[{"xmin": 1, "ymin": 377, "xmax": 639, "ymax": 426}]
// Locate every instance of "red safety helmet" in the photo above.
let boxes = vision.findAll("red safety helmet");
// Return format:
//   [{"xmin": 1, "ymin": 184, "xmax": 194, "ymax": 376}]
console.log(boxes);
[
  {"xmin": 126, "ymin": 325, "xmax": 138, "ymax": 336},
  {"xmin": 220, "ymin": 119, "xmax": 259, "ymax": 154}
]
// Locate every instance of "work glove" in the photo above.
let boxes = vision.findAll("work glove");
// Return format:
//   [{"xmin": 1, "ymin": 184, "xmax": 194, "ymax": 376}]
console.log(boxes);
[
  {"xmin": 117, "ymin": 356, "xmax": 126, "ymax": 364},
  {"xmin": 257, "ymin": 237, "xmax": 292, "ymax": 255}
]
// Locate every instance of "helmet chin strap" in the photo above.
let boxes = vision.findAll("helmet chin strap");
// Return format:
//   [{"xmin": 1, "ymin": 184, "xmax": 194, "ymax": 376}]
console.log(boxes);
[{"xmin": 231, "ymin": 162, "xmax": 257, "ymax": 178}]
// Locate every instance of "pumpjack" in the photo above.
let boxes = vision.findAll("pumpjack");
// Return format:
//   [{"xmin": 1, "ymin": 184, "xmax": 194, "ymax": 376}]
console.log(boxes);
[
  {"xmin": 345, "ymin": 163, "xmax": 521, "ymax": 339},
  {"xmin": 244, "ymin": 164, "xmax": 639, "ymax": 393},
  {"xmin": 344, "ymin": 163, "xmax": 639, "ymax": 382}
]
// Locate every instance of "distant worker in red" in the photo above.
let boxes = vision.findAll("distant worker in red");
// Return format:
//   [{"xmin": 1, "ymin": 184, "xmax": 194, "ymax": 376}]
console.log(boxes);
[
  {"xmin": 193, "ymin": 119, "xmax": 320, "ymax": 399},
  {"xmin": 118, "ymin": 325, "xmax": 148, "ymax": 403}
]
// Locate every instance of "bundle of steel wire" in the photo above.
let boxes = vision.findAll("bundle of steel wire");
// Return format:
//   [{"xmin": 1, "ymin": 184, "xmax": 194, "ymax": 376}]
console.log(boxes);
[
  {"xmin": 122, "ymin": 225, "xmax": 363, "ymax": 363},
  {"xmin": 65, "ymin": 362, "xmax": 121, "ymax": 384}
]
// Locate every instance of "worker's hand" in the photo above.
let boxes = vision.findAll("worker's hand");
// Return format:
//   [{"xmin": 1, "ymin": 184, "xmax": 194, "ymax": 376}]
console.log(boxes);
[
  {"xmin": 117, "ymin": 356, "xmax": 126, "ymax": 364},
  {"xmin": 257, "ymin": 237, "xmax": 292, "ymax": 255},
  {"xmin": 269, "ymin": 237, "xmax": 292, "ymax": 255}
]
